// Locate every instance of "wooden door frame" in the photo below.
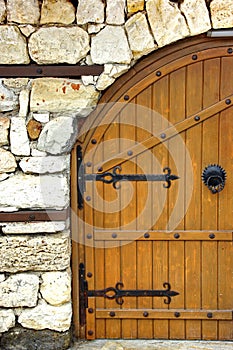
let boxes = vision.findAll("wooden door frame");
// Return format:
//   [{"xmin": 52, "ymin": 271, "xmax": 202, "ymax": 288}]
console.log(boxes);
[{"xmin": 71, "ymin": 34, "xmax": 233, "ymax": 338}]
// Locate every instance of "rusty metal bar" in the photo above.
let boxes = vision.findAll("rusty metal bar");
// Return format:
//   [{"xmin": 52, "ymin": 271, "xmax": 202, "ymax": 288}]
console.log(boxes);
[
  {"xmin": 0, "ymin": 64, "xmax": 104, "ymax": 77},
  {"xmin": 0, "ymin": 209, "xmax": 69, "ymax": 222}
]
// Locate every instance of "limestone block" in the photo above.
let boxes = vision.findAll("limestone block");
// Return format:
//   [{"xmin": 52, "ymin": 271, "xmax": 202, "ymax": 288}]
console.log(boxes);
[
  {"xmin": 146, "ymin": 0, "xmax": 190, "ymax": 47},
  {"xmin": 81, "ymin": 75, "xmax": 96, "ymax": 86},
  {"xmin": 29, "ymin": 27, "xmax": 89, "ymax": 64},
  {"xmin": 30, "ymin": 78, "xmax": 100, "ymax": 116},
  {"xmin": 31, "ymin": 148, "xmax": 47, "ymax": 157},
  {"xmin": 0, "ymin": 116, "xmax": 10, "ymax": 146},
  {"xmin": 88, "ymin": 23, "xmax": 105, "ymax": 34},
  {"xmin": 19, "ymin": 24, "xmax": 37, "ymax": 37},
  {"xmin": 0, "ymin": 0, "xmax": 6, "ymax": 22},
  {"xmin": 127, "ymin": 0, "xmax": 144, "ymax": 13},
  {"xmin": 96, "ymin": 73, "xmax": 115, "ymax": 91},
  {"xmin": 0, "ymin": 26, "xmax": 30, "ymax": 64},
  {"xmin": 0, "ymin": 148, "xmax": 17, "ymax": 173},
  {"xmin": 3, "ymin": 78, "xmax": 29, "ymax": 90},
  {"xmin": 180, "ymin": 0, "xmax": 211, "ymax": 35},
  {"xmin": 41, "ymin": 0, "xmax": 75, "ymax": 24},
  {"xmin": 0, "ymin": 173, "xmax": 69, "ymax": 210},
  {"xmin": 106, "ymin": 0, "xmax": 125, "ymax": 25},
  {"xmin": 210, "ymin": 0, "xmax": 233, "ymax": 28},
  {"xmin": 27, "ymin": 119, "xmax": 42, "ymax": 140},
  {"xmin": 18, "ymin": 300, "xmax": 72, "ymax": 332},
  {"xmin": 0, "ymin": 273, "xmax": 39, "ymax": 307},
  {"xmin": 0, "ymin": 232, "xmax": 70, "ymax": 272},
  {"xmin": 91, "ymin": 26, "xmax": 132, "ymax": 64},
  {"xmin": 0, "ymin": 80, "xmax": 18, "ymax": 112},
  {"xmin": 33, "ymin": 113, "xmax": 50, "ymax": 123},
  {"xmin": 19, "ymin": 155, "xmax": 70, "ymax": 174},
  {"xmin": 1, "ymin": 221, "xmax": 66, "ymax": 234},
  {"xmin": 77, "ymin": 0, "xmax": 105, "ymax": 24},
  {"xmin": 7, "ymin": 0, "xmax": 40, "ymax": 24},
  {"xmin": 40, "ymin": 271, "xmax": 71, "ymax": 306},
  {"xmin": 37, "ymin": 117, "xmax": 76, "ymax": 155},
  {"xmin": 105, "ymin": 63, "xmax": 130, "ymax": 78},
  {"xmin": 125, "ymin": 12, "xmax": 156, "ymax": 60},
  {"xmin": 10, "ymin": 117, "xmax": 30, "ymax": 156},
  {"xmin": 19, "ymin": 89, "xmax": 30, "ymax": 117},
  {"xmin": 0, "ymin": 309, "xmax": 15, "ymax": 333},
  {"xmin": 0, "ymin": 274, "xmax": 5, "ymax": 282},
  {"xmin": 0, "ymin": 173, "xmax": 9, "ymax": 181}
]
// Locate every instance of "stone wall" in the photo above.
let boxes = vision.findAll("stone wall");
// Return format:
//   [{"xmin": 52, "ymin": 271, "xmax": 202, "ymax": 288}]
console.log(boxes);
[{"xmin": 0, "ymin": 1, "xmax": 232, "ymax": 349}]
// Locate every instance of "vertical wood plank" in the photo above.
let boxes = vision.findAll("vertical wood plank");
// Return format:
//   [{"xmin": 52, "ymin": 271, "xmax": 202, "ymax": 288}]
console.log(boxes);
[
  {"xmin": 120, "ymin": 102, "xmax": 138, "ymax": 339},
  {"xmin": 151, "ymin": 76, "xmax": 169, "ymax": 338},
  {"xmin": 103, "ymin": 121, "xmax": 121, "ymax": 338},
  {"xmin": 185, "ymin": 62, "xmax": 203, "ymax": 339},
  {"xmin": 201, "ymin": 58, "xmax": 220, "ymax": 340},
  {"xmin": 136, "ymin": 88, "xmax": 153, "ymax": 338}
]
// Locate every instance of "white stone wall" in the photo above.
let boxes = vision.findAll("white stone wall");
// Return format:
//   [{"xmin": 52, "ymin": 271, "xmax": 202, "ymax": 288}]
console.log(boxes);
[{"xmin": 0, "ymin": 0, "xmax": 232, "ymax": 339}]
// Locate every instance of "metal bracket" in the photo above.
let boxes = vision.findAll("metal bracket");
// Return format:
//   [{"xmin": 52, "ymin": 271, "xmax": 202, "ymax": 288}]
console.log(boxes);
[
  {"xmin": 77, "ymin": 146, "xmax": 179, "ymax": 209},
  {"xmin": 79, "ymin": 263, "xmax": 179, "ymax": 326}
]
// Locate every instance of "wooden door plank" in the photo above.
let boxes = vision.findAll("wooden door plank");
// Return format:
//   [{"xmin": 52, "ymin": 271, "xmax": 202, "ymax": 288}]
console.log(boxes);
[
  {"xmin": 120, "ymin": 100, "xmax": 137, "ymax": 339},
  {"xmin": 201, "ymin": 57, "xmax": 220, "ymax": 340},
  {"xmin": 103, "ymin": 121, "xmax": 121, "ymax": 338},
  {"xmin": 185, "ymin": 61, "xmax": 203, "ymax": 339},
  {"xmin": 136, "ymin": 87, "xmax": 153, "ymax": 339}
]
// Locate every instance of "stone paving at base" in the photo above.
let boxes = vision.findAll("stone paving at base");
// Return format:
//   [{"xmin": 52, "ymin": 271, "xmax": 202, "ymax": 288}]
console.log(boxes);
[{"xmin": 69, "ymin": 340, "xmax": 233, "ymax": 350}]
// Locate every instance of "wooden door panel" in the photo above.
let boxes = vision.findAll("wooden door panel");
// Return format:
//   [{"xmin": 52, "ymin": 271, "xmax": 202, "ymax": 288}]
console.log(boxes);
[{"xmin": 73, "ymin": 38, "xmax": 233, "ymax": 340}]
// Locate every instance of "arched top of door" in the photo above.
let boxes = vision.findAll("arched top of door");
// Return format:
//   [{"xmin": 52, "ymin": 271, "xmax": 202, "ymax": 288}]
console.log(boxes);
[{"xmin": 77, "ymin": 34, "xmax": 233, "ymax": 149}]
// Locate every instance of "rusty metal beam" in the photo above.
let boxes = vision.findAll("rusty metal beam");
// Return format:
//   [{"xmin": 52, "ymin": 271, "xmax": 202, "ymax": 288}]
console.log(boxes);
[
  {"xmin": 0, "ymin": 64, "xmax": 104, "ymax": 77},
  {"xmin": 0, "ymin": 209, "xmax": 69, "ymax": 222}
]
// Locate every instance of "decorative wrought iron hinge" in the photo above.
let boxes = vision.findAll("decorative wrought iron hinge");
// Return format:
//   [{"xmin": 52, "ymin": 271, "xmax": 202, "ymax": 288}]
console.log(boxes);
[
  {"xmin": 77, "ymin": 146, "xmax": 179, "ymax": 209},
  {"xmin": 79, "ymin": 263, "xmax": 179, "ymax": 326}
]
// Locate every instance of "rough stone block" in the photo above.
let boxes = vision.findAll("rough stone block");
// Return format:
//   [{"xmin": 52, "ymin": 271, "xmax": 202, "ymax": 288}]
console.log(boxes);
[
  {"xmin": 0, "ymin": 117, "xmax": 10, "ymax": 146},
  {"xmin": 210, "ymin": 0, "xmax": 233, "ymax": 28},
  {"xmin": 18, "ymin": 300, "xmax": 72, "ymax": 332},
  {"xmin": 1, "ymin": 221, "xmax": 66, "ymax": 234},
  {"xmin": 0, "ymin": 0, "xmax": 6, "ymax": 22},
  {"xmin": 0, "ymin": 273, "xmax": 39, "ymax": 307},
  {"xmin": 0, "ymin": 148, "xmax": 17, "ymax": 173},
  {"xmin": 30, "ymin": 78, "xmax": 100, "ymax": 116},
  {"xmin": 19, "ymin": 89, "xmax": 30, "ymax": 117},
  {"xmin": 10, "ymin": 117, "xmax": 30, "ymax": 156},
  {"xmin": 0, "ymin": 309, "xmax": 15, "ymax": 333},
  {"xmin": 127, "ymin": 0, "xmax": 144, "ymax": 13},
  {"xmin": 125, "ymin": 12, "xmax": 156, "ymax": 60},
  {"xmin": 40, "ymin": 271, "xmax": 71, "ymax": 306},
  {"xmin": 180, "ymin": 0, "xmax": 211, "ymax": 35},
  {"xmin": 3, "ymin": 79, "xmax": 29, "ymax": 90},
  {"xmin": 91, "ymin": 25, "xmax": 132, "ymax": 64},
  {"xmin": 37, "ymin": 117, "xmax": 77, "ymax": 155},
  {"xmin": 29, "ymin": 27, "xmax": 89, "ymax": 64},
  {"xmin": 0, "ymin": 25, "xmax": 28, "ymax": 63},
  {"xmin": 0, "ymin": 80, "xmax": 18, "ymax": 112},
  {"xmin": 146, "ymin": 0, "xmax": 190, "ymax": 47},
  {"xmin": 0, "ymin": 232, "xmax": 70, "ymax": 272},
  {"xmin": 0, "ymin": 173, "xmax": 69, "ymax": 210},
  {"xmin": 96, "ymin": 73, "xmax": 115, "ymax": 91},
  {"xmin": 0, "ymin": 327, "xmax": 71, "ymax": 350},
  {"xmin": 40, "ymin": 0, "xmax": 75, "ymax": 24},
  {"xmin": 106, "ymin": 0, "xmax": 125, "ymax": 25},
  {"xmin": 26, "ymin": 119, "xmax": 42, "ymax": 140},
  {"xmin": 6, "ymin": 0, "xmax": 40, "ymax": 24},
  {"xmin": 77, "ymin": 0, "xmax": 105, "ymax": 24},
  {"xmin": 19, "ymin": 155, "xmax": 70, "ymax": 174}
]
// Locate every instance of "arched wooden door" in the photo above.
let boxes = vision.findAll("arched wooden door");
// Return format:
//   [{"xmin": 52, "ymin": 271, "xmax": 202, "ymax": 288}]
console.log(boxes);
[{"xmin": 71, "ymin": 36, "xmax": 233, "ymax": 340}]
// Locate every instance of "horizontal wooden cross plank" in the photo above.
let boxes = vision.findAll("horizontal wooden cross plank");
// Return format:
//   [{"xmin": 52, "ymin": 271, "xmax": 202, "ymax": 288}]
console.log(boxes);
[{"xmin": 0, "ymin": 209, "xmax": 69, "ymax": 222}]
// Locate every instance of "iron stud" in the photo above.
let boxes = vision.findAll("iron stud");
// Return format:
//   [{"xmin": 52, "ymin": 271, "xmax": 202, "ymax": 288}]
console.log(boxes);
[
  {"xmin": 86, "ymin": 233, "xmax": 92, "ymax": 239},
  {"xmin": 160, "ymin": 133, "xmax": 166, "ymax": 139},
  {"xmin": 174, "ymin": 233, "xmax": 180, "ymax": 239},
  {"xmin": 87, "ymin": 272, "xmax": 93, "ymax": 278},
  {"xmin": 227, "ymin": 48, "xmax": 233, "ymax": 54},
  {"xmin": 174, "ymin": 312, "xmax": 180, "ymax": 318},
  {"xmin": 86, "ymin": 162, "xmax": 92, "ymax": 167},
  {"xmin": 29, "ymin": 214, "xmax": 35, "ymax": 221},
  {"xmin": 143, "ymin": 311, "xmax": 149, "ymax": 317},
  {"xmin": 225, "ymin": 99, "xmax": 231, "ymax": 105},
  {"xmin": 156, "ymin": 71, "xmax": 162, "ymax": 77},
  {"xmin": 207, "ymin": 312, "xmax": 213, "ymax": 319},
  {"xmin": 88, "ymin": 308, "xmax": 94, "ymax": 314},
  {"xmin": 124, "ymin": 95, "xmax": 129, "ymax": 101},
  {"xmin": 209, "ymin": 233, "xmax": 215, "ymax": 239},
  {"xmin": 86, "ymin": 196, "xmax": 91, "ymax": 201},
  {"xmin": 144, "ymin": 233, "xmax": 150, "ymax": 239},
  {"xmin": 98, "ymin": 167, "xmax": 103, "ymax": 172},
  {"xmin": 109, "ymin": 311, "xmax": 115, "ymax": 317},
  {"xmin": 127, "ymin": 150, "xmax": 133, "ymax": 156},
  {"xmin": 112, "ymin": 233, "xmax": 117, "ymax": 239},
  {"xmin": 36, "ymin": 68, "xmax": 43, "ymax": 74},
  {"xmin": 91, "ymin": 139, "xmax": 97, "ymax": 144},
  {"xmin": 194, "ymin": 116, "xmax": 200, "ymax": 121},
  {"xmin": 88, "ymin": 330, "xmax": 94, "ymax": 336},
  {"xmin": 192, "ymin": 54, "xmax": 198, "ymax": 60}
]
